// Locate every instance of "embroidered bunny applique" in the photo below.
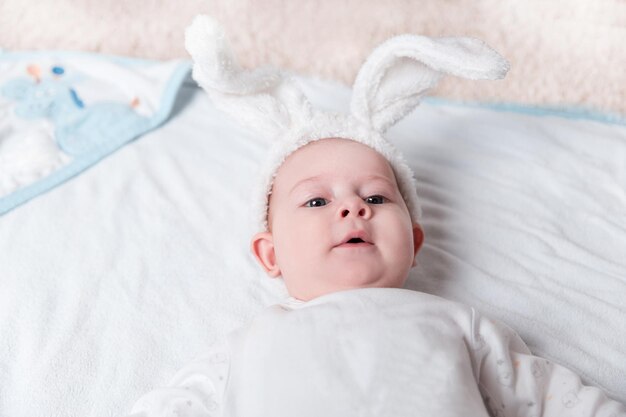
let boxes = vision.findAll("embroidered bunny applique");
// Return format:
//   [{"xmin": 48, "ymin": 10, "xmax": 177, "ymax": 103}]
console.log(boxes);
[{"xmin": 1, "ymin": 64, "xmax": 148, "ymax": 157}]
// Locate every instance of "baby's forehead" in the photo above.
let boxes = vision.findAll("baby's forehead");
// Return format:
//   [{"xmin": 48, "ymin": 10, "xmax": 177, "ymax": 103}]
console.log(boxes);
[
  {"xmin": 272, "ymin": 138, "xmax": 399, "ymax": 192},
  {"xmin": 289, "ymin": 172, "xmax": 399, "ymax": 194},
  {"xmin": 285, "ymin": 138, "xmax": 393, "ymax": 170}
]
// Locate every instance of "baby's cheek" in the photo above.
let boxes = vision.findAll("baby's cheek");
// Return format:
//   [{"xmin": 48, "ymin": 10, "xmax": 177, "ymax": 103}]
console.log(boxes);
[
  {"xmin": 388, "ymin": 214, "xmax": 416, "ymax": 259},
  {"xmin": 273, "ymin": 215, "xmax": 316, "ymax": 261}
]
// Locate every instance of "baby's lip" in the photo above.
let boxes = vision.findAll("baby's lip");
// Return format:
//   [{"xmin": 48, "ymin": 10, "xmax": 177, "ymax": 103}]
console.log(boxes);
[{"xmin": 334, "ymin": 230, "xmax": 373, "ymax": 247}]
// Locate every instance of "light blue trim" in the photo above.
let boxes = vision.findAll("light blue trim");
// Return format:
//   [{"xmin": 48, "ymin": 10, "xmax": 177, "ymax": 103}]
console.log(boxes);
[
  {"xmin": 0, "ymin": 60, "xmax": 191, "ymax": 215},
  {"xmin": 422, "ymin": 97, "xmax": 626, "ymax": 126},
  {"xmin": 148, "ymin": 63, "xmax": 192, "ymax": 128}
]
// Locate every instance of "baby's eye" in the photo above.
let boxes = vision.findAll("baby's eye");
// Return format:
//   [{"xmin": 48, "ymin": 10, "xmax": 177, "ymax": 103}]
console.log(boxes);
[
  {"xmin": 304, "ymin": 197, "xmax": 328, "ymax": 208},
  {"xmin": 365, "ymin": 195, "xmax": 386, "ymax": 204}
]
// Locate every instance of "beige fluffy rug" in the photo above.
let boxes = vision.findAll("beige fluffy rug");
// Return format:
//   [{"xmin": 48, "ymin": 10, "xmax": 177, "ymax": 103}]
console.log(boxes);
[{"xmin": 1, "ymin": 0, "xmax": 624, "ymax": 116}]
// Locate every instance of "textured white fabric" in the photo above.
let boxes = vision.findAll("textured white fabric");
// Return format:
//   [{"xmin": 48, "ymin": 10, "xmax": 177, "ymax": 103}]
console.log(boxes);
[
  {"xmin": 1, "ymin": 78, "xmax": 625, "ymax": 417},
  {"xmin": 184, "ymin": 14, "xmax": 509, "ymax": 231},
  {"xmin": 127, "ymin": 288, "xmax": 626, "ymax": 417}
]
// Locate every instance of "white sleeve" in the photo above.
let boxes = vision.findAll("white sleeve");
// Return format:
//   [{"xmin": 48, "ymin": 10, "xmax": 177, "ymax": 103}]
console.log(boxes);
[
  {"xmin": 126, "ymin": 340, "xmax": 230, "ymax": 417},
  {"xmin": 470, "ymin": 310, "xmax": 625, "ymax": 417}
]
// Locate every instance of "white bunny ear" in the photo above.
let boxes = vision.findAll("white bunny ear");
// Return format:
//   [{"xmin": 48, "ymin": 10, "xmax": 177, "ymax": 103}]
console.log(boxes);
[
  {"xmin": 185, "ymin": 15, "xmax": 312, "ymax": 139},
  {"xmin": 351, "ymin": 35, "xmax": 510, "ymax": 133}
]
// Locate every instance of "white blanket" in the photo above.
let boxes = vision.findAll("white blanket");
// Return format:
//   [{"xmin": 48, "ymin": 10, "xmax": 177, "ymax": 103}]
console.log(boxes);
[
  {"xmin": 0, "ymin": 73, "xmax": 625, "ymax": 416},
  {"xmin": 129, "ymin": 288, "xmax": 625, "ymax": 417}
]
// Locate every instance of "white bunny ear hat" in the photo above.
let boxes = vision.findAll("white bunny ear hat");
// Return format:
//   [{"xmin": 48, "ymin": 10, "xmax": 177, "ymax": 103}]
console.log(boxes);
[{"xmin": 185, "ymin": 15, "xmax": 509, "ymax": 232}]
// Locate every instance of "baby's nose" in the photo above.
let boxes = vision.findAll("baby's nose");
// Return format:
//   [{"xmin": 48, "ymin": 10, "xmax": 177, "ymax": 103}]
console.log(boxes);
[
  {"xmin": 339, "ymin": 199, "xmax": 372, "ymax": 219},
  {"xmin": 341, "ymin": 208, "xmax": 366, "ymax": 217}
]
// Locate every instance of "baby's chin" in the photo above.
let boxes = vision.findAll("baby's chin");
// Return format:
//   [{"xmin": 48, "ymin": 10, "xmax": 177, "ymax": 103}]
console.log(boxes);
[{"xmin": 286, "ymin": 275, "xmax": 408, "ymax": 302}]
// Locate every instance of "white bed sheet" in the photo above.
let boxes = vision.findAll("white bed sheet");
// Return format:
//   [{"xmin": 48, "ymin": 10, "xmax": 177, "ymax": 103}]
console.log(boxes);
[{"xmin": 0, "ymin": 75, "xmax": 624, "ymax": 416}]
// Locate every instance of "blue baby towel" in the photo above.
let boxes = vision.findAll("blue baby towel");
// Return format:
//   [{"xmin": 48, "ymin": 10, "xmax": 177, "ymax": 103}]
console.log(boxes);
[{"xmin": 0, "ymin": 51, "xmax": 190, "ymax": 215}]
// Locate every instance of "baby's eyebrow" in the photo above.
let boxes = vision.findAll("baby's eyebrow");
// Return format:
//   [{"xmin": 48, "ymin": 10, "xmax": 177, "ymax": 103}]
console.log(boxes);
[
  {"xmin": 361, "ymin": 175, "xmax": 397, "ymax": 189},
  {"xmin": 288, "ymin": 174, "xmax": 396, "ymax": 196},
  {"xmin": 289, "ymin": 175, "xmax": 325, "ymax": 196}
]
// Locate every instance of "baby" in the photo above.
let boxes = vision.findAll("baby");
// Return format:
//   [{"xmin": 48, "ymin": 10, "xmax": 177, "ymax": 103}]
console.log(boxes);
[{"xmin": 128, "ymin": 16, "xmax": 625, "ymax": 417}]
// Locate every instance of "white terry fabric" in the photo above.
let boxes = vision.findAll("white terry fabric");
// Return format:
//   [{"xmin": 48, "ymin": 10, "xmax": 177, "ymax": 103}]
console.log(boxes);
[
  {"xmin": 128, "ymin": 288, "xmax": 625, "ymax": 417},
  {"xmin": 1, "ymin": 79, "xmax": 625, "ymax": 417}
]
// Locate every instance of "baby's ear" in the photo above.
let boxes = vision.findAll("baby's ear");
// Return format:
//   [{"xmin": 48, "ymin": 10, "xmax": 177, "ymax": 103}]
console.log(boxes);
[
  {"xmin": 350, "ymin": 35, "xmax": 509, "ymax": 133},
  {"xmin": 412, "ymin": 223, "xmax": 425, "ymax": 267},
  {"xmin": 251, "ymin": 231, "xmax": 281, "ymax": 278}
]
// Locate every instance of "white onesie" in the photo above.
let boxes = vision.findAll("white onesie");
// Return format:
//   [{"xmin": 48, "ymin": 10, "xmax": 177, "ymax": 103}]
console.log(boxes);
[{"xmin": 128, "ymin": 288, "xmax": 625, "ymax": 417}]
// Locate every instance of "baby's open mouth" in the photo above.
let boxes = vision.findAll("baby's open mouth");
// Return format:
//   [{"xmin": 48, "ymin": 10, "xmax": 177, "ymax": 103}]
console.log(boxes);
[
  {"xmin": 334, "ymin": 230, "xmax": 374, "ymax": 248},
  {"xmin": 335, "ymin": 235, "xmax": 374, "ymax": 248},
  {"xmin": 347, "ymin": 238, "xmax": 365, "ymax": 244}
]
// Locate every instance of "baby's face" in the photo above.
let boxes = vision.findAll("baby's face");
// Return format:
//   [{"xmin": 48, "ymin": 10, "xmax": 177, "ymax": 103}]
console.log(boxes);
[{"xmin": 252, "ymin": 138, "xmax": 423, "ymax": 301}]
